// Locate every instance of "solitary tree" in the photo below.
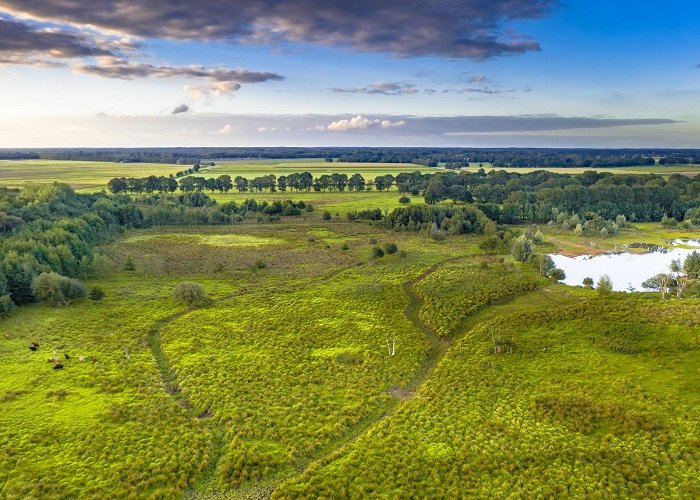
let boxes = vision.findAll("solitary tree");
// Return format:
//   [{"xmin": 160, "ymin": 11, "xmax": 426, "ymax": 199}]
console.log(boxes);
[
  {"xmin": 511, "ymin": 235, "xmax": 534, "ymax": 263},
  {"xmin": 642, "ymin": 273, "xmax": 673, "ymax": 300},
  {"xmin": 596, "ymin": 275, "xmax": 613, "ymax": 296}
]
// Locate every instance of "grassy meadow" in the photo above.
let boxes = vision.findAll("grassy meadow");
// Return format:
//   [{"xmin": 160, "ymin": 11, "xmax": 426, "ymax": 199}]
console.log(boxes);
[
  {"xmin": 1, "ymin": 213, "xmax": 698, "ymax": 497},
  {"xmin": 1, "ymin": 159, "xmax": 699, "ymax": 497},
  {"xmin": 0, "ymin": 160, "xmax": 183, "ymax": 191}
]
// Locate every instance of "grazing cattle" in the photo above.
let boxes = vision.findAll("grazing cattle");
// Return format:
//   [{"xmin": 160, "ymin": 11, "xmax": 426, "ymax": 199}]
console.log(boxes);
[
  {"xmin": 64, "ymin": 353, "xmax": 70, "ymax": 360},
  {"xmin": 53, "ymin": 363, "xmax": 64, "ymax": 370},
  {"xmin": 91, "ymin": 356, "xmax": 97, "ymax": 364},
  {"xmin": 79, "ymin": 355, "xmax": 85, "ymax": 362},
  {"xmin": 4, "ymin": 333, "xmax": 9, "ymax": 340},
  {"xmin": 29, "ymin": 345, "xmax": 38, "ymax": 352}
]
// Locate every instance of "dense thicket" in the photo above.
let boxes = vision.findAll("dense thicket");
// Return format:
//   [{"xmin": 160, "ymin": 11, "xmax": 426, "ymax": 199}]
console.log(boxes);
[
  {"xmin": 3, "ymin": 147, "xmax": 699, "ymax": 166},
  {"xmin": 424, "ymin": 170, "xmax": 700, "ymax": 223}
]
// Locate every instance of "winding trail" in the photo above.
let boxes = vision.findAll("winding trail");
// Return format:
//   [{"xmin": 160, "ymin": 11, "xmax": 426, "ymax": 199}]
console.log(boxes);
[
  {"xmin": 147, "ymin": 256, "xmax": 467, "ymax": 498},
  {"xmin": 243, "ymin": 257, "xmax": 469, "ymax": 498}
]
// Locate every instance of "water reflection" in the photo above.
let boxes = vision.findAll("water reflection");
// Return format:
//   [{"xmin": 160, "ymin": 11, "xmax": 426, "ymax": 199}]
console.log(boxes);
[{"xmin": 550, "ymin": 239, "xmax": 699, "ymax": 292}]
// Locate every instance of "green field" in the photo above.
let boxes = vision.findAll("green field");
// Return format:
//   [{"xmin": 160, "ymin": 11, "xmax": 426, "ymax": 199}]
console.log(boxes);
[
  {"xmin": 1, "ymin": 158, "xmax": 697, "ymax": 195},
  {"xmin": 0, "ymin": 160, "xmax": 183, "ymax": 190},
  {"xmin": 1, "ymin": 215, "xmax": 699, "ymax": 497}
]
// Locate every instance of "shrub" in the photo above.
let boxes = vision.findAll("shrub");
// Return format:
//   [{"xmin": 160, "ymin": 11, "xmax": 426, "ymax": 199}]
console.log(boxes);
[
  {"xmin": 322, "ymin": 211, "xmax": 332, "ymax": 221},
  {"xmin": 252, "ymin": 260, "xmax": 268, "ymax": 270},
  {"xmin": 31, "ymin": 272, "xmax": 86, "ymax": 306},
  {"xmin": 88, "ymin": 286, "xmax": 105, "ymax": 301},
  {"xmin": 583, "ymin": 277, "xmax": 594, "ymax": 288},
  {"xmin": 341, "ymin": 242, "xmax": 349, "ymax": 251},
  {"xmin": 0, "ymin": 294, "xmax": 14, "ymax": 317},
  {"xmin": 398, "ymin": 196, "xmax": 411, "ymax": 204},
  {"xmin": 511, "ymin": 235, "xmax": 533, "ymax": 262},
  {"xmin": 124, "ymin": 255, "xmax": 136, "ymax": 271},
  {"xmin": 596, "ymin": 275, "xmax": 613, "ymax": 295},
  {"xmin": 371, "ymin": 246, "xmax": 385, "ymax": 258},
  {"xmin": 173, "ymin": 282, "xmax": 208, "ymax": 307},
  {"xmin": 548, "ymin": 268, "xmax": 566, "ymax": 281},
  {"xmin": 383, "ymin": 242, "xmax": 398, "ymax": 255},
  {"xmin": 429, "ymin": 223, "xmax": 447, "ymax": 241}
]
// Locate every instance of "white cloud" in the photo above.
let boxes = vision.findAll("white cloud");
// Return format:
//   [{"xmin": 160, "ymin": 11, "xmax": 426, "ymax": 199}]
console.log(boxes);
[
  {"xmin": 327, "ymin": 115, "xmax": 406, "ymax": 131},
  {"xmin": 381, "ymin": 119, "xmax": 405, "ymax": 128},
  {"xmin": 211, "ymin": 123, "xmax": 233, "ymax": 135}
]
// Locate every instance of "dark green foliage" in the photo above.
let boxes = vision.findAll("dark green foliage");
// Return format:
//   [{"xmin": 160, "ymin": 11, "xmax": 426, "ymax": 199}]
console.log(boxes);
[
  {"xmin": 322, "ymin": 211, "xmax": 332, "ymax": 221},
  {"xmin": 548, "ymin": 267, "xmax": 566, "ymax": 281},
  {"xmin": 387, "ymin": 205, "xmax": 490, "ymax": 235},
  {"xmin": 583, "ymin": 277, "xmax": 594, "ymax": 288},
  {"xmin": 383, "ymin": 242, "xmax": 398, "ymax": 255},
  {"xmin": 88, "ymin": 286, "xmax": 105, "ymax": 301},
  {"xmin": 398, "ymin": 195, "xmax": 411, "ymax": 204},
  {"xmin": 371, "ymin": 246, "xmax": 384, "ymax": 258},
  {"xmin": 252, "ymin": 260, "xmax": 268, "ymax": 270},
  {"xmin": 124, "ymin": 255, "xmax": 136, "ymax": 271}
]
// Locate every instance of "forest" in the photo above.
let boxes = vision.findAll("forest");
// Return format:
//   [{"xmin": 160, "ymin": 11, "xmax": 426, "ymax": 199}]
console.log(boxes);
[{"xmin": 2, "ymin": 147, "xmax": 699, "ymax": 167}]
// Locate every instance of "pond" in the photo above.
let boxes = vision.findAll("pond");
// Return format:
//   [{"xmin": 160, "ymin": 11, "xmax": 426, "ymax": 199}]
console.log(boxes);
[{"xmin": 550, "ymin": 239, "xmax": 700, "ymax": 292}]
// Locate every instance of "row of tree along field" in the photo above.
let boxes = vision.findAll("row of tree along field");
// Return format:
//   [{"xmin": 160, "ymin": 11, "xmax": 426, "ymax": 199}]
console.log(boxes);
[
  {"xmin": 107, "ymin": 168, "xmax": 700, "ymax": 223},
  {"xmin": 3, "ymin": 147, "xmax": 699, "ymax": 167}
]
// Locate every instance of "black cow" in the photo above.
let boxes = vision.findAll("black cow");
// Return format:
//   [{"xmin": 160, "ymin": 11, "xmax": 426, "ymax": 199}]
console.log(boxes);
[{"xmin": 53, "ymin": 363, "xmax": 64, "ymax": 370}]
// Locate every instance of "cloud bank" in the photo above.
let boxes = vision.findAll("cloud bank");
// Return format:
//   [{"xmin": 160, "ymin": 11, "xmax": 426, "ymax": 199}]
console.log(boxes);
[
  {"xmin": 1, "ymin": 0, "xmax": 558, "ymax": 59},
  {"xmin": 0, "ymin": 113, "xmax": 687, "ymax": 148}
]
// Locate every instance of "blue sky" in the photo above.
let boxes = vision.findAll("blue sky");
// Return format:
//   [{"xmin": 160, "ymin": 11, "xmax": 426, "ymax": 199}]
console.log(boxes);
[{"xmin": 0, "ymin": 0, "xmax": 698, "ymax": 147}]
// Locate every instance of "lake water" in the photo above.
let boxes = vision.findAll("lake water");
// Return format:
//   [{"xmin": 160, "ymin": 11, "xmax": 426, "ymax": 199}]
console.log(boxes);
[{"xmin": 550, "ymin": 239, "xmax": 700, "ymax": 292}]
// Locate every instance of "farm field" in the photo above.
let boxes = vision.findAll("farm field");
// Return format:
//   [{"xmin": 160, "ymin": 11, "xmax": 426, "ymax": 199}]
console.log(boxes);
[
  {"xmin": 0, "ymin": 160, "xmax": 183, "ymax": 190},
  {"xmin": 1, "ymin": 158, "xmax": 697, "ymax": 195}
]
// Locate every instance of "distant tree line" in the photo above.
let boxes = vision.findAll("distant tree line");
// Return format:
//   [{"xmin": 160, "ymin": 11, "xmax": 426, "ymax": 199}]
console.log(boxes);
[{"xmin": 3, "ymin": 147, "xmax": 699, "ymax": 167}]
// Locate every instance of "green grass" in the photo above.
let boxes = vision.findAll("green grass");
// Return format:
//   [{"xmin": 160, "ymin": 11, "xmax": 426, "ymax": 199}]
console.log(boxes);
[
  {"xmin": 1, "ymin": 214, "xmax": 698, "ymax": 498},
  {"xmin": 276, "ymin": 289, "xmax": 700, "ymax": 498},
  {"xmin": 0, "ymin": 160, "xmax": 183, "ymax": 191}
]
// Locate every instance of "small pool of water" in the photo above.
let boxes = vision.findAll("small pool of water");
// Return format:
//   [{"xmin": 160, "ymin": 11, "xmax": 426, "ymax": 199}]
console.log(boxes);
[{"xmin": 550, "ymin": 239, "xmax": 699, "ymax": 292}]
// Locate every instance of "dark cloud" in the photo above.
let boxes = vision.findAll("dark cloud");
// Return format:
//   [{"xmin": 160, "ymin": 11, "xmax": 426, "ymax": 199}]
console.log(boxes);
[
  {"xmin": 172, "ymin": 104, "xmax": 189, "ymax": 115},
  {"xmin": 72, "ymin": 57, "xmax": 284, "ymax": 83},
  {"xmin": 332, "ymin": 82, "xmax": 418, "ymax": 95},
  {"xmin": 0, "ymin": 0, "xmax": 558, "ymax": 59},
  {"xmin": 0, "ymin": 16, "xmax": 124, "ymax": 63}
]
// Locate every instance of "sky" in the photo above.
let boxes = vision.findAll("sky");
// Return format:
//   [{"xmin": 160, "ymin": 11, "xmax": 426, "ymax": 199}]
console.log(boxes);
[{"xmin": 0, "ymin": 0, "xmax": 698, "ymax": 148}]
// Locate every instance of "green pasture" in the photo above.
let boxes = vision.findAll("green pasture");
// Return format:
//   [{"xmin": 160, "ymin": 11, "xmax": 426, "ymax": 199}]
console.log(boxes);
[
  {"xmin": 0, "ymin": 160, "xmax": 182, "ymax": 190},
  {"xmin": 1, "ymin": 212, "xmax": 698, "ymax": 496},
  {"xmin": 1, "ymin": 157, "xmax": 696, "ymax": 195}
]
